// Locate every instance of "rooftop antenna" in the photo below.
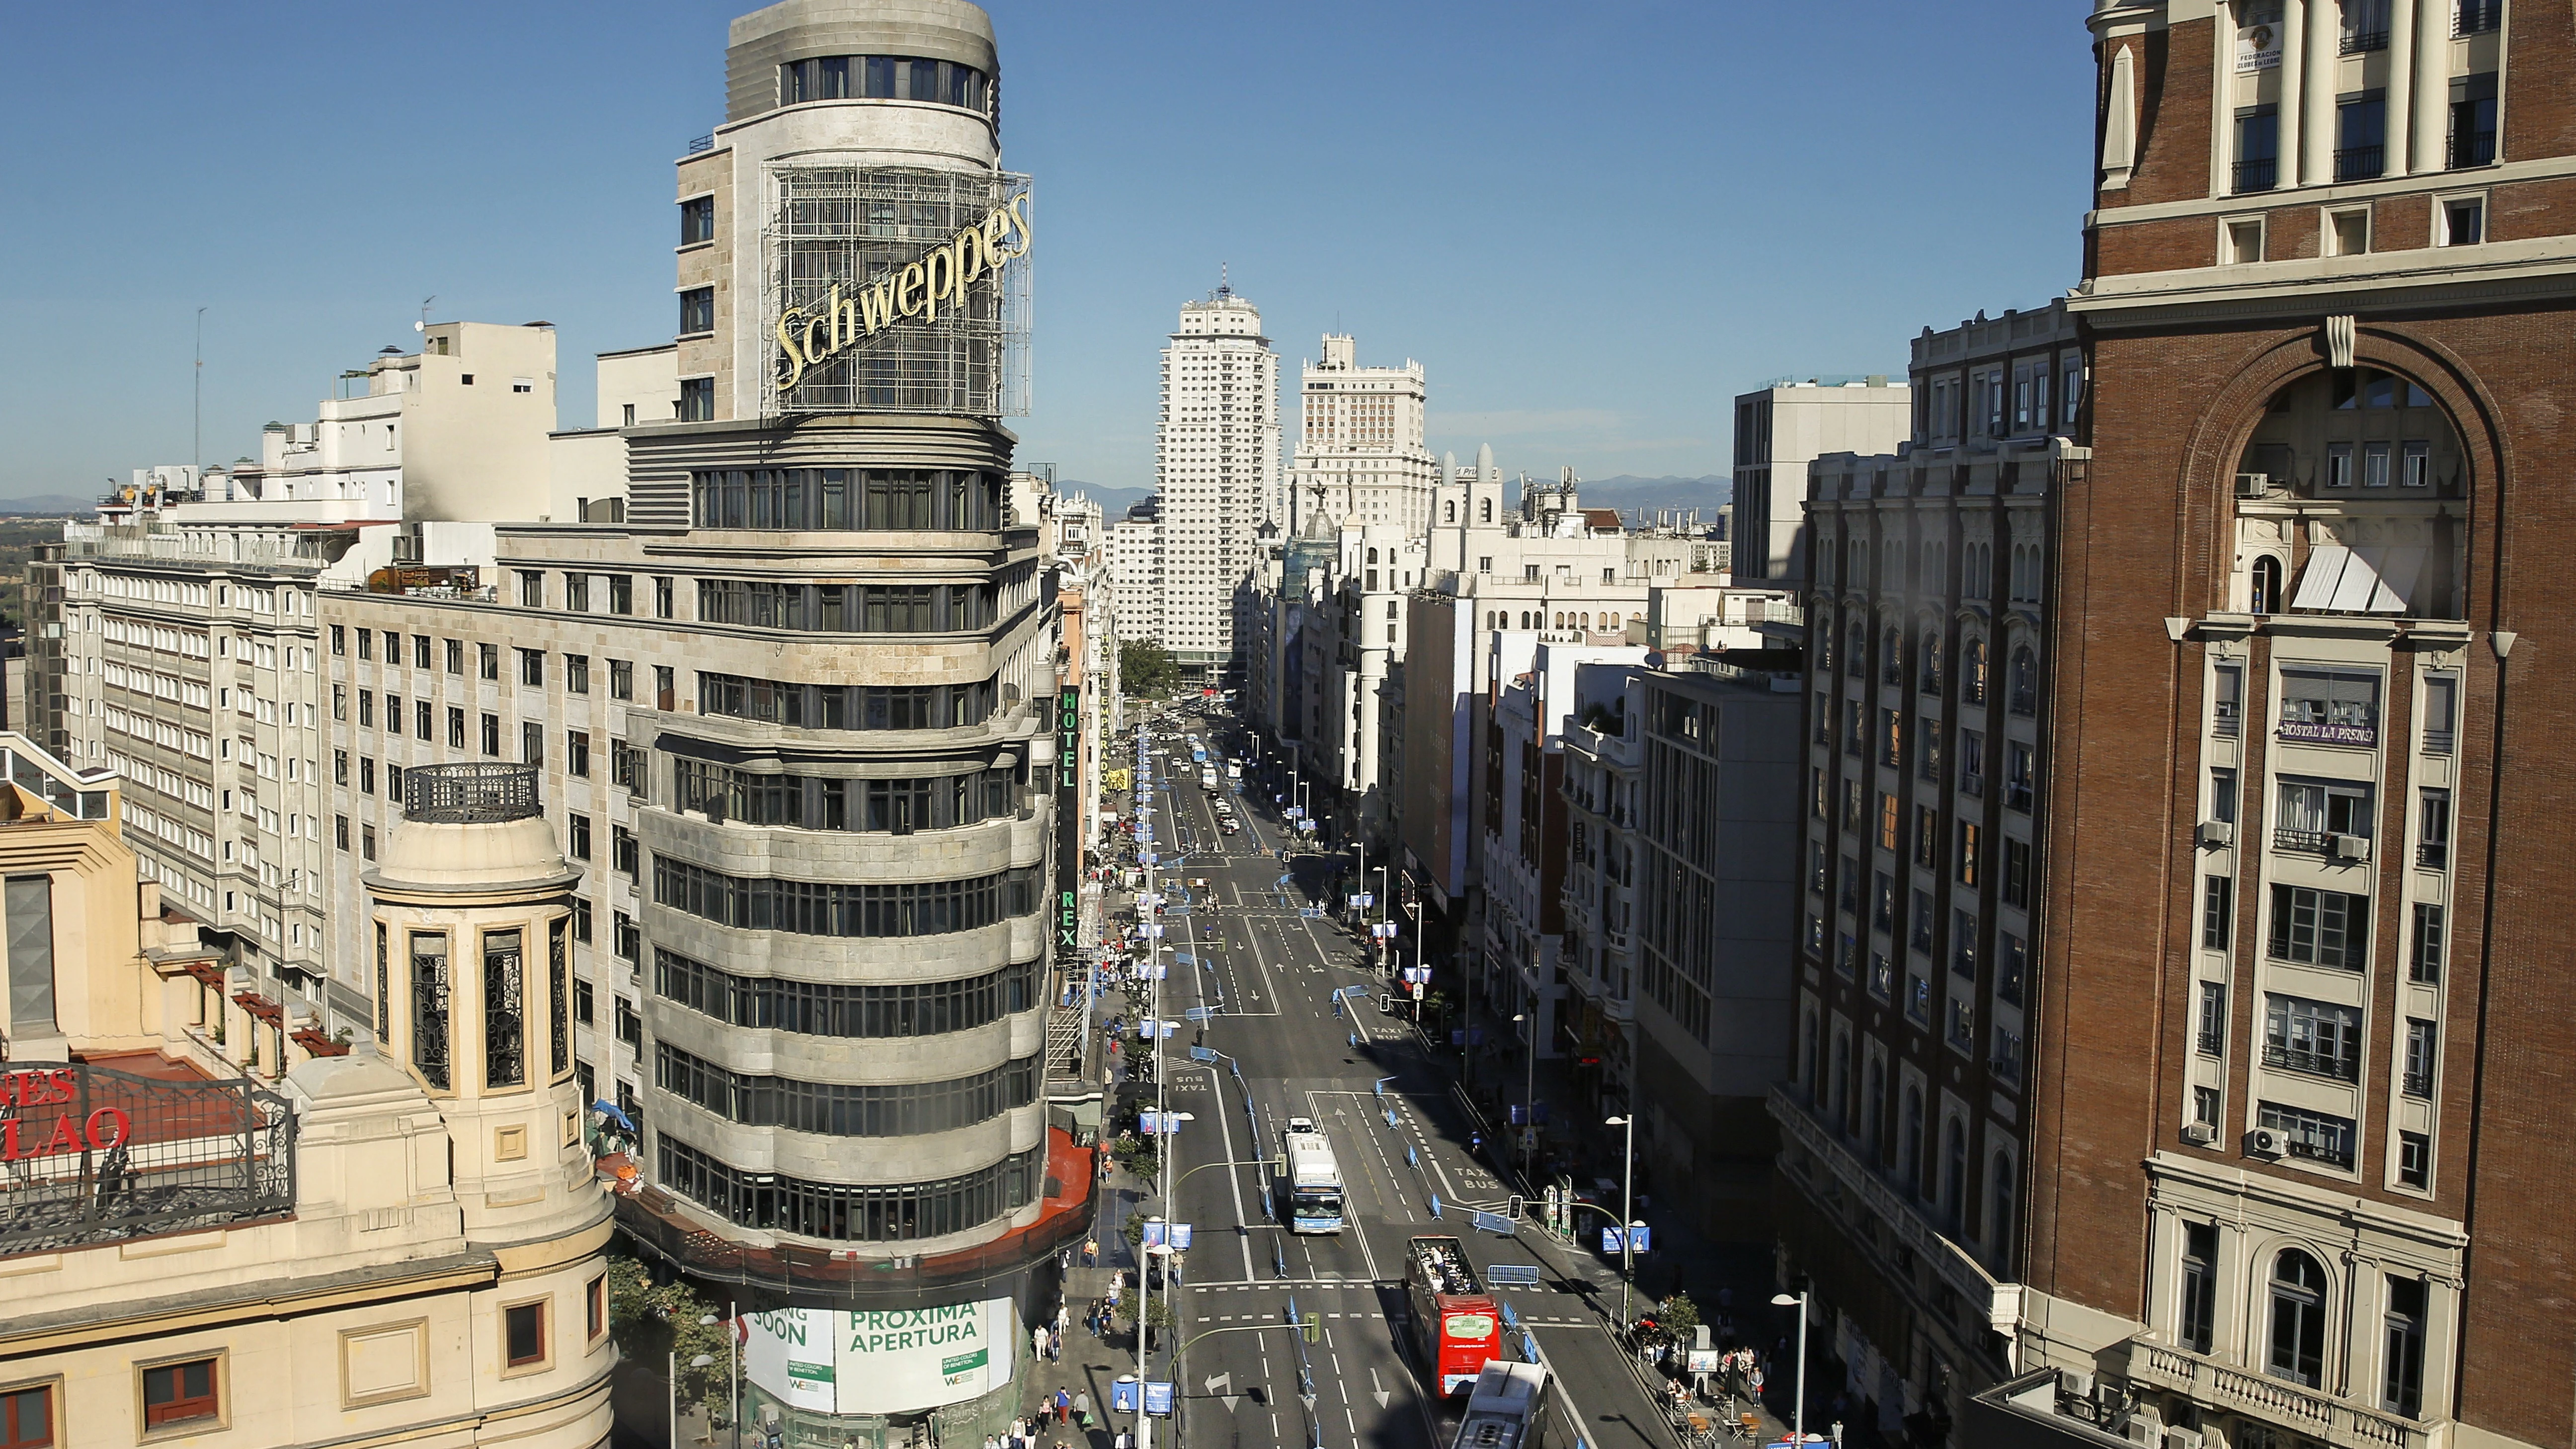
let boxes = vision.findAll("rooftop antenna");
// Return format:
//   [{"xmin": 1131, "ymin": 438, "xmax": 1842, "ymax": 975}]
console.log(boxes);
[
  {"xmin": 193, "ymin": 306, "xmax": 207, "ymax": 472},
  {"xmin": 1216, "ymin": 263, "xmax": 1229, "ymax": 300},
  {"xmin": 414, "ymin": 295, "xmax": 435, "ymax": 335}
]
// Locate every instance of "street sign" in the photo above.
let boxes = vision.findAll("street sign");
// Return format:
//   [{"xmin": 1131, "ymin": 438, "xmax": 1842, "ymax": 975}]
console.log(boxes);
[
  {"xmin": 1143, "ymin": 1382, "xmax": 1175, "ymax": 1416},
  {"xmin": 1169, "ymin": 1222, "xmax": 1194, "ymax": 1250},
  {"xmin": 1141, "ymin": 1219, "xmax": 1167, "ymax": 1248}
]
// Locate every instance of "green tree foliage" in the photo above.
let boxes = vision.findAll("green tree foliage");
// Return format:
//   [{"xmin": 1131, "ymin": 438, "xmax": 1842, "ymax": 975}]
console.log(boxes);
[
  {"xmin": 1121, "ymin": 639, "xmax": 1180, "ymax": 697},
  {"xmin": 606, "ymin": 1249, "xmax": 734, "ymax": 1414}
]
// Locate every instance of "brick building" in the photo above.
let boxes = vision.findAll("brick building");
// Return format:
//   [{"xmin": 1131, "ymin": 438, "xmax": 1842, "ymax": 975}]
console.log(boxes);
[{"xmin": 1986, "ymin": 2, "xmax": 2576, "ymax": 1448}]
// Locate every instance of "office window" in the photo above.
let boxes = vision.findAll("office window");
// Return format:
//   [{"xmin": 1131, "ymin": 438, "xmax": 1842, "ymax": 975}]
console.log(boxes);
[
  {"xmin": 680, "ymin": 287, "xmax": 715, "ymax": 335},
  {"xmin": 566, "ymin": 574, "xmax": 590, "ymax": 612},
  {"xmin": 356, "ymin": 629, "xmax": 373, "ymax": 661},
  {"xmin": 609, "ymin": 575, "xmax": 634, "ymax": 615},
  {"xmin": 523, "ymin": 722, "xmax": 544, "ymax": 765},
  {"xmin": 2397, "ymin": 1129, "xmax": 2431, "ymax": 1188},
  {"xmin": 2268, "ymin": 1250, "xmax": 2330, "ymax": 1385},
  {"xmin": 2410, "ymin": 902, "xmax": 2446, "ymax": 983},
  {"xmin": 2197, "ymin": 980, "xmax": 2227, "ymax": 1055},
  {"xmin": 611, "ymin": 659, "xmax": 635, "ymax": 701},
  {"xmin": 2179, "ymin": 1221, "xmax": 2218, "ymax": 1352},
  {"xmin": 1915, "ymin": 806, "xmax": 1938, "ymax": 869},
  {"xmin": 358, "ymin": 691, "xmax": 374, "ymax": 728},
  {"xmin": 2259, "ymin": 1101, "xmax": 2356, "ymax": 1169},
  {"xmin": 2269, "ymin": 885, "xmax": 2369, "ymax": 969},
  {"xmin": 1880, "ymin": 792, "xmax": 1899, "ymax": 851},
  {"xmin": 1957, "ymin": 821, "xmax": 1981, "ymax": 886},
  {"xmin": 2265, "ymin": 994, "xmax": 2361, "ymax": 1081},
  {"xmin": 2233, "ymin": 105, "xmax": 2280, "ymax": 193},
  {"xmin": 479, "ymin": 644, "xmax": 500, "ymax": 681},
  {"xmin": 2381, "ymin": 1276, "xmax": 2426, "ymax": 1418},
  {"xmin": 613, "ymin": 827, "xmax": 639, "ymax": 877},
  {"xmin": 680, "ymin": 194, "xmax": 715, "ymax": 245},
  {"xmin": 330, "ymin": 625, "xmax": 346, "ymax": 655},
  {"xmin": 517, "ymin": 570, "xmax": 545, "ymax": 609},
  {"xmin": 142, "ymin": 1356, "xmax": 220, "ymax": 1429},
  {"xmin": 518, "ymin": 649, "xmax": 545, "ymax": 687},
  {"xmin": 679, "ymin": 377, "xmax": 715, "ymax": 422},
  {"xmin": 568, "ymin": 730, "xmax": 590, "ymax": 778},
  {"xmin": 2334, "ymin": 90, "xmax": 2387, "ymax": 182},
  {"xmin": 416, "ymin": 699, "xmax": 433, "ymax": 740},
  {"xmin": 448, "ymin": 707, "xmax": 466, "ymax": 749},
  {"xmin": 504, "ymin": 1300, "xmax": 548, "ymax": 1368},
  {"xmin": 655, "ymin": 577, "xmax": 675, "ymax": 618},
  {"xmin": 333, "ymin": 749, "xmax": 349, "ymax": 786},
  {"xmin": 2202, "ymin": 875, "xmax": 2234, "ymax": 951},
  {"xmin": 2210, "ymin": 766, "xmax": 2239, "ymax": 824},
  {"xmin": 360, "ymin": 758, "xmax": 375, "ymax": 795},
  {"xmin": 482, "ymin": 713, "xmax": 501, "ymax": 756},
  {"xmin": 569, "ymin": 813, "xmax": 593, "ymax": 861},
  {"xmin": 574, "ymin": 898, "xmax": 594, "ymax": 945},
  {"xmin": 2403, "ymin": 1018, "xmax": 2437, "ymax": 1098},
  {"xmin": 362, "ymin": 825, "xmax": 377, "ymax": 860},
  {"xmin": 2417, "ymin": 788, "xmax": 2451, "ymax": 869},
  {"xmin": 2450, "ymin": 72, "xmax": 2496, "ymax": 168},
  {"xmin": 335, "ymin": 814, "xmax": 349, "ymax": 851}
]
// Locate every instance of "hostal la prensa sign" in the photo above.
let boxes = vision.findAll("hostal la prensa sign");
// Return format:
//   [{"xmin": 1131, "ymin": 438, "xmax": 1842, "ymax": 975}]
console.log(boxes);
[{"xmin": 774, "ymin": 195, "xmax": 1033, "ymax": 391}]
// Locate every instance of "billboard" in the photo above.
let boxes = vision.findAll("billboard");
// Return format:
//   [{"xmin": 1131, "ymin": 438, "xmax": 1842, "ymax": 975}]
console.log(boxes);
[{"xmin": 743, "ymin": 1299, "xmax": 1017, "ymax": 1416}]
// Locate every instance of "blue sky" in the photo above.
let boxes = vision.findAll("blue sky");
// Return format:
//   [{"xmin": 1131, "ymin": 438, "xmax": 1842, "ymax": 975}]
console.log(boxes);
[{"xmin": 0, "ymin": 1, "xmax": 2094, "ymax": 500}]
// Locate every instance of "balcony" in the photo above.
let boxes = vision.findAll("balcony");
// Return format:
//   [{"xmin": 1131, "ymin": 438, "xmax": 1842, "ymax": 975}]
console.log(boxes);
[
  {"xmin": 2273, "ymin": 827, "xmax": 2369, "ymax": 861},
  {"xmin": 2334, "ymin": 145, "xmax": 2385, "ymax": 183},
  {"xmin": 2233, "ymin": 158, "xmax": 2280, "ymax": 194},
  {"xmin": 2339, "ymin": 27, "xmax": 2388, "ymax": 53},
  {"xmin": 2454, "ymin": 0, "xmax": 2501, "ymax": 35},
  {"xmin": 2403, "ymin": 1068, "xmax": 2433, "ymax": 1099},
  {"xmin": 2126, "ymin": 1340, "xmax": 2429, "ymax": 1449},
  {"xmin": 2213, "ymin": 704, "xmax": 2242, "ymax": 740},
  {"xmin": 2263, "ymin": 1043, "xmax": 2360, "ymax": 1083}
]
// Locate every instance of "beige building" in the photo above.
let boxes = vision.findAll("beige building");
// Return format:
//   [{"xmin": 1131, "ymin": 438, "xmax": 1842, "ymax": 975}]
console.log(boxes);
[{"xmin": 0, "ymin": 739, "xmax": 613, "ymax": 1449}]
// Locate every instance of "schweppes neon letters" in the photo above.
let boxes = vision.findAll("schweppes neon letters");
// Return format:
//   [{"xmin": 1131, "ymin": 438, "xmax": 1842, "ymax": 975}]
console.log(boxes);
[{"xmin": 775, "ymin": 194, "xmax": 1031, "ymax": 391}]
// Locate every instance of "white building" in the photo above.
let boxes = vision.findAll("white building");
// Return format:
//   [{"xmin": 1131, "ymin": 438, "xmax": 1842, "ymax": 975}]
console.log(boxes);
[
  {"xmin": 1728, "ymin": 376, "xmax": 1911, "ymax": 584},
  {"xmin": 1151, "ymin": 288, "xmax": 1280, "ymax": 680},
  {"xmin": 1287, "ymin": 334, "xmax": 1436, "ymax": 537},
  {"xmin": 1103, "ymin": 498, "xmax": 1164, "ymax": 648}
]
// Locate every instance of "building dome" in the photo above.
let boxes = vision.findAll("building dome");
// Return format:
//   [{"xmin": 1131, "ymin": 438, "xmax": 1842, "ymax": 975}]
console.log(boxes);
[{"xmin": 370, "ymin": 764, "xmax": 578, "ymax": 894}]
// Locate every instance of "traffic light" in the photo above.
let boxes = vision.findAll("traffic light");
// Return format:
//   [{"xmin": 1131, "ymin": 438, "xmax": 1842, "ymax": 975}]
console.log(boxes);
[{"xmin": 1302, "ymin": 1313, "xmax": 1320, "ymax": 1343}]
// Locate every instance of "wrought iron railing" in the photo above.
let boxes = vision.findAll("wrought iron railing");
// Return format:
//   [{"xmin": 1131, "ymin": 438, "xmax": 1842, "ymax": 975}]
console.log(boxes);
[
  {"xmin": 2335, "ymin": 145, "xmax": 2386, "ymax": 183},
  {"xmin": 402, "ymin": 762, "xmax": 542, "ymax": 823},
  {"xmin": 0, "ymin": 1062, "xmax": 294, "ymax": 1259},
  {"xmin": 2233, "ymin": 158, "xmax": 2279, "ymax": 194}
]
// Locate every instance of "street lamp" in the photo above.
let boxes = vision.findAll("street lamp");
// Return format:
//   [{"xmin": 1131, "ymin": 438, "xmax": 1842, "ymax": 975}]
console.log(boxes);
[
  {"xmin": 1606, "ymin": 1115, "xmax": 1636, "ymax": 1330},
  {"xmin": 672, "ymin": 1351, "xmax": 717, "ymax": 1449},
  {"xmin": 1770, "ymin": 1291, "xmax": 1811, "ymax": 1445},
  {"xmin": 700, "ymin": 1309, "xmax": 739, "ymax": 1449},
  {"xmin": 1512, "ymin": 1012, "xmax": 1536, "ymax": 1179}
]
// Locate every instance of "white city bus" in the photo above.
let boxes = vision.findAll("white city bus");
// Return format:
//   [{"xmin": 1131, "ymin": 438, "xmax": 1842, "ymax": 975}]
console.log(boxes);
[{"xmin": 1280, "ymin": 1118, "xmax": 1345, "ymax": 1234}]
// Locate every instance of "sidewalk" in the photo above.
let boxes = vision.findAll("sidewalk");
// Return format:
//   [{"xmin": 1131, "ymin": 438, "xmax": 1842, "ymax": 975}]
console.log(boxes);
[{"xmin": 1017, "ymin": 1160, "xmax": 1147, "ymax": 1449}]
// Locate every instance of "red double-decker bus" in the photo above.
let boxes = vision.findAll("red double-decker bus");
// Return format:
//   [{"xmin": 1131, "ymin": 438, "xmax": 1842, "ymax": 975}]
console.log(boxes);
[{"xmin": 1405, "ymin": 1235, "xmax": 1500, "ymax": 1395}]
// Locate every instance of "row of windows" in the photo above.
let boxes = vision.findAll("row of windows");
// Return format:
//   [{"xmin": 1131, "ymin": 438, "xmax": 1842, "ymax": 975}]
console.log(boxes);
[
  {"xmin": 2174, "ymin": 1229, "xmax": 2431, "ymax": 1413},
  {"xmin": 657, "ymin": 1134, "xmax": 1038, "ymax": 1242},
  {"xmin": 698, "ymin": 671, "xmax": 997, "ymax": 731},
  {"xmin": 655, "ymin": 1042, "xmax": 1036, "ymax": 1137},
  {"xmin": 696, "ymin": 579, "xmax": 999, "ymax": 634},
  {"xmin": 672, "ymin": 757, "xmax": 1018, "ymax": 832},
  {"xmin": 654, "ymin": 948, "xmax": 1037, "ymax": 1038},
  {"xmin": 651, "ymin": 856, "xmax": 1039, "ymax": 938},
  {"xmin": 691, "ymin": 469, "xmax": 1005, "ymax": 532},
  {"xmin": 780, "ymin": 54, "xmax": 991, "ymax": 115}
]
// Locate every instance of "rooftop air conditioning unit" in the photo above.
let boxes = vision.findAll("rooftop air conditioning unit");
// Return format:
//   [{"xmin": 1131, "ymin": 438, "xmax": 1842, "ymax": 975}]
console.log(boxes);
[
  {"xmin": 2246, "ymin": 1127, "xmax": 2288, "ymax": 1158},
  {"xmin": 2198, "ymin": 820, "xmax": 2234, "ymax": 848},
  {"xmin": 2332, "ymin": 834, "xmax": 2371, "ymax": 862},
  {"xmin": 2182, "ymin": 1122, "xmax": 2219, "ymax": 1146},
  {"xmin": 2166, "ymin": 1429, "xmax": 2207, "ymax": 1449},
  {"xmin": 2235, "ymin": 473, "xmax": 2273, "ymax": 499}
]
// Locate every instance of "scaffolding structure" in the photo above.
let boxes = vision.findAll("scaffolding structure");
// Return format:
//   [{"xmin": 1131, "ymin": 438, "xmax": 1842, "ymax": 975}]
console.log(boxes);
[{"xmin": 763, "ymin": 164, "xmax": 1032, "ymax": 419}]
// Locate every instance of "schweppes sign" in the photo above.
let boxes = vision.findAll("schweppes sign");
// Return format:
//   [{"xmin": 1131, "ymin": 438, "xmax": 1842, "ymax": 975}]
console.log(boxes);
[{"xmin": 775, "ymin": 196, "xmax": 1033, "ymax": 391}]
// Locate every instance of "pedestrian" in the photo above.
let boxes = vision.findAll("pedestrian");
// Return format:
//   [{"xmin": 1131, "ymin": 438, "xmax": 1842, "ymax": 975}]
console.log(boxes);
[
  {"xmin": 1056, "ymin": 1303, "xmax": 1070, "ymax": 1335},
  {"xmin": 1054, "ymin": 1387, "xmax": 1071, "ymax": 1424},
  {"xmin": 1749, "ymin": 1363, "xmax": 1765, "ymax": 1401},
  {"xmin": 1083, "ymin": 1236, "xmax": 1100, "ymax": 1268},
  {"xmin": 1048, "ymin": 1329, "xmax": 1061, "ymax": 1363},
  {"xmin": 1035, "ymin": 1324, "xmax": 1049, "ymax": 1363},
  {"xmin": 1075, "ymin": 1392, "xmax": 1092, "ymax": 1426},
  {"xmin": 1060, "ymin": 1246, "xmax": 1073, "ymax": 1272}
]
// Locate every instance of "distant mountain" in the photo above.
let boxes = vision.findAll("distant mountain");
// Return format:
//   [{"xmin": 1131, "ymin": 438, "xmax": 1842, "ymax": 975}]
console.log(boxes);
[
  {"xmin": 1566, "ymin": 475, "xmax": 1729, "ymax": 525},
  {"xmin": 1056, "ymin": 482, "xmax": 1154, "ymax": 518},
  {"xmin": 0, "ymin": 495, "xmax": 98, "ymax": 516}
]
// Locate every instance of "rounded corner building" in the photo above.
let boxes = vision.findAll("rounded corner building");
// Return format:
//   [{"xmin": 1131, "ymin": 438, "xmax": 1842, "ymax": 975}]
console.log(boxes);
[{"xmin": 615, "ymin": 2, "xmax": 1087, "ymax": 1443}]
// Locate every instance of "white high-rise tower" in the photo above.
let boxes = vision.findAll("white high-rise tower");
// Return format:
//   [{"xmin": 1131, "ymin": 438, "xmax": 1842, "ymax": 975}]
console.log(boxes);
[
  {"xmin": 1287, "ymin": 333, "xmax": 1435, "ymax": 536},
  {"xmin": 1152, "ymin": 287, "xmax": 1279, "ymax": 678}
]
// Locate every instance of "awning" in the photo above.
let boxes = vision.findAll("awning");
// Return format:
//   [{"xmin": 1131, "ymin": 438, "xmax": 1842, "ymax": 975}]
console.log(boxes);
[{"xmin": 2291, "ymin": 545, "xmax": 2423, "ymax": 615}]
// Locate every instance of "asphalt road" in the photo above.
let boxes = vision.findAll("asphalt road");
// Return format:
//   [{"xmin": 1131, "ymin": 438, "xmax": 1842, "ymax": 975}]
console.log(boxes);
[{"xmin": 1111, "ymin": 712, "xmax": 1685, "ymax": 1449}]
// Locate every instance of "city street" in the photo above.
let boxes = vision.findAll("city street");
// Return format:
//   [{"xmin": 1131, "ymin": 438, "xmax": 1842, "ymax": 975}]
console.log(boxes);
[{"xmin": 1077, "ymin": 711, "xmax": 1729, "ymax": 1449}]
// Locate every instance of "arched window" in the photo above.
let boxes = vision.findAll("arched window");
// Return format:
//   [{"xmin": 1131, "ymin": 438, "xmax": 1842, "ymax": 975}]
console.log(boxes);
[
  {"xmin": 1901, "ymin": 1085, "xmax": 1924, "ymax": 1187},
  {"xmin": 1367, "ymin": 548, "xmax": 1378, "ymax": 564},
  {"xmin": 1816, "ymin": 625, "xmax": 1834, "ymax": 673},
  {"xmin": 1942, "ymin": 1117, "xmax": 1967, "ymax": 1224},
  {"xmin": 2268, "ymin": 1250, "xmax": 2330, "ymax": 1386},
  {"xmin": 1832, "ymin": 1032, "xmax": 1852, "ymax": 1128},
  {"xmin": 1846, "ymin": 622, "xmax": 1866, "ymax": 678},
  {"xmin": 2009, "ymin": 647, "xmax": 2037, "ymax": 715},
  {"xmin": 1882, "ymin": 627, "xmax": 1904, "ymax": 684},
  {"xmin": 1553, "ymin": 612, "xmax": 1565, "ymax": 630},
  {"xmin": 1863, "ymin": 1058, "xmax": 1885, "ymax": 1155},
  {"xmin": 1480, "ymin": 499, "xmax": 1493, "ymax": 523},
  {"xmin": 2252, "ymin": 556, "xmax": 2282, "ymax": 614},
  {"xmin": 1386, "ymin": 601, "xmax": 1397, "ymax": 619},
  {"xmin": 1919, "ymin": 634, "xmax": 1943, "ymax": 695},
  {"xmin": 1445, "ymin": 500, "xmax": 1456, "ymax": 523},
  {"xmin": 1990, "ymin": 1151, "xmax": 2016, "ymax": 1256},
  {"xmin": 1963, "ymin": 640, "xmax": 1988, "ymax": 704}
]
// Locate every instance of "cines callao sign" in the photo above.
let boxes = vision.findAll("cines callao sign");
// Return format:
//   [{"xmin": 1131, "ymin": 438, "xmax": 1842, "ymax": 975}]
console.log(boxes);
[{"xmin": 775, "ymin": 196, "xmax": 1033, "ymax": 391}]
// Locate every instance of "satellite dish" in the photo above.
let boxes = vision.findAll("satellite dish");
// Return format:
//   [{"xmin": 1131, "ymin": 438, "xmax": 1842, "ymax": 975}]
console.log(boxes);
[{"xmin": 413, "ymin": 320, "xmax": 425, "ymax": 332}]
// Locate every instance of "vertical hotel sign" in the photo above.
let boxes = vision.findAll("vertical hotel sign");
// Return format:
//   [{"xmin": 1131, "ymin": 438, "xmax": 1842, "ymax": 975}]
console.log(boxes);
[{"xmin": 1057, "ymin": 681, "xmax": 1082, "ymax": 970}]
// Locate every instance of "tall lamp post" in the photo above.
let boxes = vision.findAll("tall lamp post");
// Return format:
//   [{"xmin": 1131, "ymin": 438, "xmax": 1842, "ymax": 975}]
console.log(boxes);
[
  {"xmin": 672, "ymin": 1350, "xmax": 716, "ymax": 1449},
  {"xmin": 1770, "ymin": 1291, "xmax": 1810, "ymax": 1445},
  {"xmin": 1511, "ymin": 1012, "xmax": 1536, "ymax": 1179},
  {"xmin": 699, "ymin": 1308, "xmax": 739, "ymax": 1449},
  {"xmin": 1606, "ymin": 1115, "xmax": 1636, "ymax": 1330}
]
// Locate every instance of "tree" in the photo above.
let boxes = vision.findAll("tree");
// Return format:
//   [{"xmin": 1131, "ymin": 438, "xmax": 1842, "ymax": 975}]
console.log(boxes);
[
  {"xmin": 606, "ymin": 1249, "xmax": 734, "ymax": 1417},
  {"xmin": 1121, "ymin": 638, "xmax": 1180, "ymax": 698},
  {"xmin": 1657, "ymin": 1290, "xmax": 1701, "ymax": 1345}
]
